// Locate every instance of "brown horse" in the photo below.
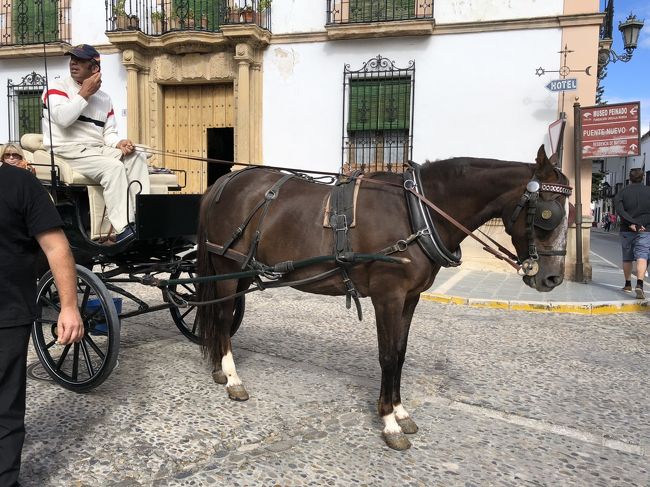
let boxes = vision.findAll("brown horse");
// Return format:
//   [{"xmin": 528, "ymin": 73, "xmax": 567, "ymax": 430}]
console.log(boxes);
[{"xmin": 196, "ymin": 145, "xmax": 571, "ymax": 450}]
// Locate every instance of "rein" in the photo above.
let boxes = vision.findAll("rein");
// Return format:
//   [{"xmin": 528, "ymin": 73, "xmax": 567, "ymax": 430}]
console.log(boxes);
[
  {"xmin": 358, "ymin": 176, "xmax": 524, "ymax": 270},
  {"xmin": 141, "ymin": 147, "xmax": 569, "ymax": 273}
]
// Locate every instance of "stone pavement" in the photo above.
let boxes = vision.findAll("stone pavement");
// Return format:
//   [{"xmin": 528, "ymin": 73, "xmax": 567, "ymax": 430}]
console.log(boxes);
[
  {"xmin": 423, "ymin": 228, "xmax": 649, "ymax": 314},
  {"xmin": 20, "ymin": 286, "xmax": 650, "ymax": 486}
]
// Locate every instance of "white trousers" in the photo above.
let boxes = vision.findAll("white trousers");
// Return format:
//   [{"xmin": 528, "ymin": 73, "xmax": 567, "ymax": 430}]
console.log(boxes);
[{"xmin": 53, "ymin": 145, "xmax": 151, "ymax": 233}]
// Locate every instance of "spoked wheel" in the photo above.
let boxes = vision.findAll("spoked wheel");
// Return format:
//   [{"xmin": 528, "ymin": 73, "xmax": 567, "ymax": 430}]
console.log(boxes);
[
  {"xmin": 32, "ymin": 264, "xmax": 120, "ymax": 393},
  {"xmin": 168, "ymin": 259, "xmax": 246, "ymax": 343}
]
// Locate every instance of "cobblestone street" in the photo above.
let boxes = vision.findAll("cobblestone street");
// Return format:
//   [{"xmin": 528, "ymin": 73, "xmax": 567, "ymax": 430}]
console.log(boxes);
[{"xmin": 21, "ymin": 287, "xmax": 650, "ymax": 486}]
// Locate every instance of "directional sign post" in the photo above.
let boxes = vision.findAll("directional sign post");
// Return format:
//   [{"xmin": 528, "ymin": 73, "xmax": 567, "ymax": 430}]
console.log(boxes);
[
  {"xmin": 580, "ymin": 101, "xmax": 641, "ymax": 159},
  {"xmin": 545, "ymin": 78, "xmax": 578, "ymax": 92}
]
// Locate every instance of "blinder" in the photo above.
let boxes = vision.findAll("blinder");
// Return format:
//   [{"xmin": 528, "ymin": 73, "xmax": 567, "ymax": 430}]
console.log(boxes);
[
  {"xmin": 509, "ymin": 172, "xmax": 573, "ymax": 277},
  {"xmin": 534, "ymin": 199, "xmax": 565, "ymax": 231}
]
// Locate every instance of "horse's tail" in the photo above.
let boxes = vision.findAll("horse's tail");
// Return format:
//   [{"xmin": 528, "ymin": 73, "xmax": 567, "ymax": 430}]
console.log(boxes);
[{"xmin": 196, "ymin": 189, "xmax": 221, "ymax": 365}]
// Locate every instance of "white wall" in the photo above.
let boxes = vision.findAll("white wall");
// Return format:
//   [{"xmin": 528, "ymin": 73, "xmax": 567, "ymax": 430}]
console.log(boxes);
[
  {"xmin": 271, "ymin": 0, "xmax": 565, "ymax": 35},
  {"xmin": 263, "ymin": 28, "xmax": 561, "ymax": 172},
  {"xmin": 70, "ymin": 0, "xmax": 111, "ymax": 45},
  {"xmin": 435, "ymin": 0, "xmax": 563, "ymax": 23}
]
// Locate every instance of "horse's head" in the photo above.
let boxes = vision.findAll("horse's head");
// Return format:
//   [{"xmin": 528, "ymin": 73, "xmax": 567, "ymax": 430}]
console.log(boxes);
[{"xmin": 504, "ymin": 145, "xmax": 572, "ymax": 292}]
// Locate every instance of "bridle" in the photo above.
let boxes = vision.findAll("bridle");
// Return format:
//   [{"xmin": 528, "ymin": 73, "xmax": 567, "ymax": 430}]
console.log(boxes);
[{"xmin": 508, "ymin": 171, "xmax": 573, "ymax": 276}]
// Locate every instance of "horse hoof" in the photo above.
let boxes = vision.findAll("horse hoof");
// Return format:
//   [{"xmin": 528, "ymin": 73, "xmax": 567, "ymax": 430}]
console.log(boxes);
[
  {"xmin": 397, "ymin": 417, "xmax": 419, "ymax": 434},
  {"xmin": 227, "ymin": 384, "xmax": 249, "ymax": 401},
  {"xmin": 382, "ymin": 432, "xmax": 412, "ymax": 451},
  {"xmin": 212, "ymin": 368, "xmax": 227, "ymax": 385}
]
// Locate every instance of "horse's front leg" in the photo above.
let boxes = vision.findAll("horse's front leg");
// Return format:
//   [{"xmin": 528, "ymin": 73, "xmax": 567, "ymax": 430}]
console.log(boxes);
[
  {"xmin": 392, "ymin": 294, "xmax": 420, "ymax": 435},
  {"xmin": 371, "ymin": 294, "xmax": 413, "ymax": 451}
]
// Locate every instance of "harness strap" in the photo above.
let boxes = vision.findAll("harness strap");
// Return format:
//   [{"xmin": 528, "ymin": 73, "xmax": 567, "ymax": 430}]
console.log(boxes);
[{"xmin": 241, "ymin": 173, "xmax": 295, "ymax": 270}]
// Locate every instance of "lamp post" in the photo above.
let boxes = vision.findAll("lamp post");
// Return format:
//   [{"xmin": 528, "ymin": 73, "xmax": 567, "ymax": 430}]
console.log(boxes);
[{"xmin": 598, "ymin": 1, "xmax": 645, "ymax": 79}]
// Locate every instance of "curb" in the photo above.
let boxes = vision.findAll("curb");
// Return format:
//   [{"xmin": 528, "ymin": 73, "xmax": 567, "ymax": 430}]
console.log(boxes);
[{"xmin": 420, "ymin": 292, "xmax": 650, "ymax": 315}]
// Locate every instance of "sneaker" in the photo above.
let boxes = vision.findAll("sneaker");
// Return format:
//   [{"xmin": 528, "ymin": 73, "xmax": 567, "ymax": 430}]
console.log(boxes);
[
  {"xmin": 116, "ymin": 226, "xmax": 135, "ymax": 243},
  {"xmin": 622, "ymin": 285, "xmax": 632, "ymax": 293},
  {"xmin": 635, "ymin": 287, "xmax": 645, "ymax": 300}
]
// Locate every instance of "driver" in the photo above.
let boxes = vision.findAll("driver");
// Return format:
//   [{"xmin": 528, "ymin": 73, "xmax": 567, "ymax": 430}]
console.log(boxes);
[{"xmin": 42, "ymin": 44, "xmax": 150, "ymax": 243}]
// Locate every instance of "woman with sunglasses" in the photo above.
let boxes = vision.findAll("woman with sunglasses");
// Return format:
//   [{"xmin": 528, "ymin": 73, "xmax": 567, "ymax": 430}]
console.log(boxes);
[{"xmin": 0, "ymin": 144, "xmax": 36, "ymax": 175}]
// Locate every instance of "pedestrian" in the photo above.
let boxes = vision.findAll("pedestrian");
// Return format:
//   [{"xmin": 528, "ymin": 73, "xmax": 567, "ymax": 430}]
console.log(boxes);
[
  {"xmin": 42, "ymin": 43, "xmax": 150, "ymax": 243},
  {"xmin": 0, "ymin": 162, "xmax": 84, "ymax": 486},
  {"xmin": 614, "ymin": 167, "xmax": 650, "ymax": 299},
  {"xmin": 604, "ymin": 213, "xmax": 611, "ymax": 231}
]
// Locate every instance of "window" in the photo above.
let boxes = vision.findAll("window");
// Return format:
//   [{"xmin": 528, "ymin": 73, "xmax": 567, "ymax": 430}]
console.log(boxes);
[
  {"xmin": 12, "ymin": 0, "xmax": 58, "ymax": 44},
  {"xmin": 7, "ymin": 72, "xmax": 46, "ymax": 143},
  {"xmin": 342, "ymin": 55, "xmax": 415, "ymax": 173},
  {"xmin": 1, "ymin": 0, "xmax": 70, "ymax": 47},
  {"xmin": 349, "ymin": 0, "xmax": 414, "ymax": 22}
]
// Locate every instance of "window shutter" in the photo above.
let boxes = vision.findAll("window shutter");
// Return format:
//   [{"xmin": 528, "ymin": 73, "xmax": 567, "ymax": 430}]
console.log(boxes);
[
  {"xmin": 17, "ymin": 92, "xmax": 43, "ymax": 138},
  {"xmin": 172, "ymin": 0, "xmax": 224, "ymax": 29},
  {"xmin": 13, "ymin": 0, "xmax": 58, "ymax": 43},
  {"xmin": 350, "ymin": 0, "xmax": 414, "ymax": 22},
  {"xmin": 348, "ymin": 78, "xmax": 410, "ymax": 131},
  {"xmin": 348, "ymin": 80, "xmax": 380, "ymax": 131}
]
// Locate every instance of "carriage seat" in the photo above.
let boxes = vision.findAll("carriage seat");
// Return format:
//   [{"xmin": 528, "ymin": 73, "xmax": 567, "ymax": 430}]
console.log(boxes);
[
  {"xmin": 20, "ymin": 134, "xmax": 181, "ymax": 240},
  {"xmin": 20, "ymin": 134, "xmax": 179, "ymax": 191}
]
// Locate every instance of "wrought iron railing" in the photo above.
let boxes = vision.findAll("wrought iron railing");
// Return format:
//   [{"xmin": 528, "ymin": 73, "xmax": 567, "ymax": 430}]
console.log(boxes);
[
  {"xmin": 106, "ymin": 0, "xmax": 271, "ymax": 35},
  {"xmin": 7, "ymin": 71, "xmax": 46, "ymax": 143},
  {"xmin": 342, "ymin": 55, "xmax": 415, "ymax": 173},
  {"xmin": 0, "ymin": 0, "xmax": 70, "ymax": 47},
  {"xmin": 327, "ymin": 0, "xmax": 433, "ymax": 25}
]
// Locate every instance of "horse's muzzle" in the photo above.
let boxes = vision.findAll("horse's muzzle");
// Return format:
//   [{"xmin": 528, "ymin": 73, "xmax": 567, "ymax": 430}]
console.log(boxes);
[{"xmin": 523, "ymin": 273, "xmax": 564, "ymax": 292}]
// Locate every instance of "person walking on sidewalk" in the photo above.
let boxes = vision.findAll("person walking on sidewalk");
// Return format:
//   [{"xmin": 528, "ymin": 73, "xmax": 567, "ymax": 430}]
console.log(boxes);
[{"xmin": 614, "ymin": 168, "xmax": 650, "ymax": 299}]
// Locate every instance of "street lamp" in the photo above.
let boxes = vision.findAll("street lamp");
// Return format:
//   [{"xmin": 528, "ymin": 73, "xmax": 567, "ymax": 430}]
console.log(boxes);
[{"xmin": 598, "ymin": 11, "xmax": 645, "ymax": 78}]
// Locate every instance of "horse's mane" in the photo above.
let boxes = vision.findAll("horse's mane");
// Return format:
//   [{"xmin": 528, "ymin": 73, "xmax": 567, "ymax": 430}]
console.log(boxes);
[{"xmin": 421, "ymin": 157, "xmax": 534, "ymax": 180}]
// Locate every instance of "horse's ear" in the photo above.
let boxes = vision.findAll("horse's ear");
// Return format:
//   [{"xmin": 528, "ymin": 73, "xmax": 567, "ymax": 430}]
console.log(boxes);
[
  {"xmin": 535, "ymin": 144, "xmax": 548, "ymax": 166},
  {"xmin": 534, "ymin": 144, "xmax": 554, "ymax": 178}
]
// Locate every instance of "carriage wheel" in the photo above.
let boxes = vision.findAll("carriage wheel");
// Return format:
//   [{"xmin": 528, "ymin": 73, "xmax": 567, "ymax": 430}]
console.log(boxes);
[
  {"xmin": 32, "ymin": 265, "xmax": 120, "ymax": 393},
  {"xmin": 168, "ymin": 265, "xmax": 246, "ymax": 343}
]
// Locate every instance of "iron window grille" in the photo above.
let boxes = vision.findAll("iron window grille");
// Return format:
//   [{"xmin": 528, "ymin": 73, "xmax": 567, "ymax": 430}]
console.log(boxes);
[
  {"xmin": 327, "ymin": 0, "xmax": 433, "ymax": 25},
  {"xmin": 0, "ymin": 0, "xmax": 70, "ymax": 47},
  {"xmin": 7, "ymin": 71, "xmax": 46, "ymax": 143},
  {"xmin": 342, "ymin": 55, "xmax": 414, "ymax": 173}
]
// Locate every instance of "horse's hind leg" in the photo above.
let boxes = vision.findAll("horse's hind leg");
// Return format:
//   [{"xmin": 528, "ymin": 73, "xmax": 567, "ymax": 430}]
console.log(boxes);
[
  {"xmin": 372, "ymin": 294, "xmax": 412, "ymax": 451},
  {"xmin": 392, "ymin": 295, "xmax": 420, "ymax": 435}
]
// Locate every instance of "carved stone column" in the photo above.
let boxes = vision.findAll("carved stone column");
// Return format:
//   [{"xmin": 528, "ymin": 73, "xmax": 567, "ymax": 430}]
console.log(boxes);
[
  {"xmin": 234, "ymin": 43, "xmax": 252, "ymax": 164},
  {"xmin": 251, "ymin": 62, "xmax": 262, "ymax": 164},
  {"xmin": 122, "ymin": 49, "xmax": 142, "ymax": 142}
]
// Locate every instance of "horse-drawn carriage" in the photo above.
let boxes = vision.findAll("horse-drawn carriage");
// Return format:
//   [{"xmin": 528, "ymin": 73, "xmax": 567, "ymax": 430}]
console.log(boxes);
[
  {"xmin": 20, "ymin": 134, "xmax": 244, "ymax": 392},
  {"xmin": 23, "ymin": 132, "xmax": 573, "ymax": 450}
]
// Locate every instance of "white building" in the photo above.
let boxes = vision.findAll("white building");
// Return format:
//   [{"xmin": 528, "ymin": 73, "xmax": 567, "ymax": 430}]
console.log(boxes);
[{"xmin": 0, "ymin": 0, "xmax": 605, "ymax": 277}]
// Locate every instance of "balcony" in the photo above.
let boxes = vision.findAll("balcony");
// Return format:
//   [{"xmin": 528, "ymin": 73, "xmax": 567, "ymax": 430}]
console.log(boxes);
[
  {"xmin": 106, "ymin": 0, "xmax": 271, "ymax": 36},
  {"xmin": 0, "ymin": 0, "xmax": 71, "ymax": 57},
  {"xmin": 326, "ymin": 0, "xmax": 434, "ymax": 40}
]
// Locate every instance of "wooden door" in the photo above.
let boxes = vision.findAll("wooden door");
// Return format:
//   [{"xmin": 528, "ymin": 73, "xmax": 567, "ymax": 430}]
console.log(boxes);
[{"xmin": 163, "ymin": 83, "xmax": 234, "ymax": 193}]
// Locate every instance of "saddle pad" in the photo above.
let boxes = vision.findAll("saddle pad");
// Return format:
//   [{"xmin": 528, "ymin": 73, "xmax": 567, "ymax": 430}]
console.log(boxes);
[{"xmin": 322, "ymin": 175, "xmax": 363, "ymax": 228}]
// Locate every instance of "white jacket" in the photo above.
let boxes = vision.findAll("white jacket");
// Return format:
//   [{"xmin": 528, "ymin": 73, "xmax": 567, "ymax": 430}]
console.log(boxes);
[{"xmin": 42, "ymin": 76, "xmax": 120, "ymax": 149}]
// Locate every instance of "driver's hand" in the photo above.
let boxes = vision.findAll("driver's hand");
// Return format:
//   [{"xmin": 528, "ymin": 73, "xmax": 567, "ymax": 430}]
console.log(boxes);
[{"xmin": 79, "ymin": 72, "xmax": 102, "ymax": 99}]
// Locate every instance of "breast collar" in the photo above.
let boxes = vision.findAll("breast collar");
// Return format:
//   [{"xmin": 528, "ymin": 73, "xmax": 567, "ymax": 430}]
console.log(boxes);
[{"xmin": 403, "ymin": 162, "xmax": 462, "ymax": 267}]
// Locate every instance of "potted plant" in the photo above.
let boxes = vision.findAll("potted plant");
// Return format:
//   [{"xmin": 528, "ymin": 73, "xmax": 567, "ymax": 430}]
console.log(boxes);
[
  {"xmin": 151, "ymin": 11, "xmax": 164, "ymax": 34},
  {"xmin": 114, "ymin": 0, "xmax": 139, "ymax": 30},
  {"xmin": 258, "ymin": 0, "xmax": 272, "ymax": 12},
  {"xmin": 240, "ymin": 4, "xmax": 255, "ymax": 23}
]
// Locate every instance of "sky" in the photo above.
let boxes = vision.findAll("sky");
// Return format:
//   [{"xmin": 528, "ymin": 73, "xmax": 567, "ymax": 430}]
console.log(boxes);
[{"xmin": 599, "ymin": 0, "xmax": 650, "ymax": 134}]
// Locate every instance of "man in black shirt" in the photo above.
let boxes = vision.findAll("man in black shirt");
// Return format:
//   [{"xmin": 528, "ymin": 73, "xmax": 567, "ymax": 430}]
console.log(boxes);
[
  {"xmin": 614, "ymin": 167, "xmax": 650, "ymax": 299},
  {"xmin": 0, "ymin": 163, "xmax": 84, "ymax": 486}
]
